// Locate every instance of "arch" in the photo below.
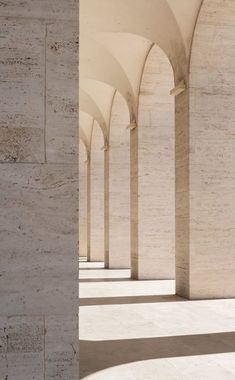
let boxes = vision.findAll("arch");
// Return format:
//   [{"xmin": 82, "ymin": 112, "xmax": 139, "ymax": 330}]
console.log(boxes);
[
  {"xmin": 79, "ymin": 128, "xmax": 90, "ymax": 157},
  {"xmin": 80, "ymin": 35, "xmax": 136, "ymax": 120},
  {"xmin": 80, "ymin": 0, "xmax": 203, "ymax": 81},
  {"xmin": 80, "ymin": 79, "xmax": 116, "ymax": 127},
  {"xmin": 95, "ymin": 32, "xmax": 154, "ymax": 99},
  {"xmin": 79, "ymin": 88, "xmax": 108, "ymax": 139}
]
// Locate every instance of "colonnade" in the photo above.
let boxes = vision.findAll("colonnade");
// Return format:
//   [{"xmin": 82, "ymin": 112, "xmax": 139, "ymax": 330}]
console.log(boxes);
[{"xmin": 79, "ymin": 0, "xmax": 235, "ymax": 300}]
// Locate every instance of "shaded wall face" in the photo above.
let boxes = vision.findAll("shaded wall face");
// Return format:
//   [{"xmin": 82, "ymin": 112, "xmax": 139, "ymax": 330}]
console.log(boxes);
[
  {"xmin": 137, "ymin": 45, "xmax": 175, "ymax": 280},
  {"xmin": 90, "ymin": 124, "xmax": 104, "ymax": 261},
  {"xmin": 79, "ymin": 141, "xmax": 87, "ymax": 258},
  {"xmin": 188, "ymin": 0, "xmax": 235, "ymax": 298},
  {"xmin": 109, "ymin": 92, "xmax": 130, "ymax": 268},
  {"xmin": 0, "ymin": 2, "xmax": 79, "ymax": 379}
]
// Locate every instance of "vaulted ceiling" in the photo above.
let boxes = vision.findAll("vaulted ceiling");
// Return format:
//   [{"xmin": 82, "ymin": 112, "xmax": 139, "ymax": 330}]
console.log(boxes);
[{"xmin": 79, "ymin": 0, "xmax": 203, "ymax": 149}]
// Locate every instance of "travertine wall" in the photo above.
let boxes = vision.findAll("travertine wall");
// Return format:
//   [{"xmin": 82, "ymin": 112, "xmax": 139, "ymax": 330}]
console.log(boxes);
[
  {"xmin": 0, "ymin": 2, "xmax": 79, "ymax": 379},
  {"xmin": 90, "ymin": 122, "xmax": 105, "ymax": 261},
  {"xmin": 176, "ymin": 0, "xmax": 235, "ymax": 299},
  {"xmin": 175, "ymin": 90, "xmax": 190, "ymax": 297},
  {"xmin": 135, "ymin": 45, "xmax": 175, "ymax": 280},
  {"xmin": 79, "ymin": 141, "xmax": 88, "ymax": 258},
  {"xmin": 109, "ymin": 92, "xmax": 130, "ymax": 268}
]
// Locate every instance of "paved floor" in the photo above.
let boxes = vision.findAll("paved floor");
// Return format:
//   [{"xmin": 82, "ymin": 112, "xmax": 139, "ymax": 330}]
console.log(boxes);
[{"xmin": 79, "ymin": 259, "xmax": 235, "ymax": 379}]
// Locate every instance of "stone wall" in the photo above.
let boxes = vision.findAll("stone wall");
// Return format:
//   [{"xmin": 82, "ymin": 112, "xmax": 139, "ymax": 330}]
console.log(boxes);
[
  {"xmin": 0, "ymin": 1, "xmax": 79, "ymax": 379},
  {"xmin": 109, "ymin": 92, "xmax": 130, "ymax": 268},
  {"xmin": 136, "ymin": 44, "xmax": 175, "ymax": 280},
  {"xmin": 175, "ymin": 90, "xmax": 190, "ymax": 298},
  {"xmin": 90, "ymin": 122, "xmax": 105, "ymax": 261},
  {"xmin": 79, "ymin": 141, "xmax": 88, "ymax": 258},
  {"xmin": 189, "ymin": 0, "xmax": 235, "ymax": 298}
]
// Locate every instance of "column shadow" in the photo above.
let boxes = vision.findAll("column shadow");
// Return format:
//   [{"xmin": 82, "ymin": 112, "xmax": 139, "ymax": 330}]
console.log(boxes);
[
  {"xmin": 79, "ymin": 278, "xmax": 132, "ymax": 283},
  {"xmin": 80, "ymin": 332, "xmax": 235, "ymax": 378},
  {"xmin": 80, "ymin": 294, "xmax": 184, "ymax": 306},
  {"xmin": 79, "ymin": 267, "xmax": 105, "ymax": 270}
]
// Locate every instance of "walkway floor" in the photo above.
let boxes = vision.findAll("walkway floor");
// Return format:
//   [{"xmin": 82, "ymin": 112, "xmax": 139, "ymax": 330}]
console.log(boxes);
[{"xmin": 79, "ymin": 259, "xmax": 235, "ymax": 379}]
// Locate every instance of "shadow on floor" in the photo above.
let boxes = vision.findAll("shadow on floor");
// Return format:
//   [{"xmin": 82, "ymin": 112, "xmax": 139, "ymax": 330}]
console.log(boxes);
[
  {"xmin": 79, "ymin": 267, "xmax": 105, "ymax": 270},
  {"xmin": 80, "ymin": 294, "xmax": 184, "ymax": 306},
  {"xmin": 79, "ymin": 278, "xmax": 132, "ymax": 283},
  {"xmin": 80, "ymin": 332, "xmax": 235, "ymax": 378}
]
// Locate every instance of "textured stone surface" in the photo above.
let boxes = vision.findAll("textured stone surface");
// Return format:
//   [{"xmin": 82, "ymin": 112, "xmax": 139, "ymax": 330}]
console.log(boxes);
[
  {"xmin": 45, "ymin": 315, "xmax": 78, "ymax": 380},
  {"xmin": 46, "ymin": 22, "xmax": 78, "ymax": 163},
  {"xmin": 175, "ymin": 90, "xmax": 190, "ymax": 298},
  {"xmin": 0, "ymin": 0, "xmax": 79, "ymax": 378},
  {"xmin": 109, "ymin": 92, "xmax": 130, "ymax": 269},
  {"xmin": 0, "ymin": 19, "xmax": 45, "ymax": 163},
  {"xmin": 90, "ymin": 123, "xmax": 104, "ymax": 261},
  {"xmin": 135, "ymin": 44, "xmax": 175, "ymax": 280},
  {"xmin": 0, "ymin": 316, "xmax": 44, "ymax": 380},
  {"xmin": 176, "ymin": 0, "xmax": 235, "ymax": 299},
  {"xmin": 0, "ymin": 127, "xmax": 44, "ymax": 163},
  {"xmin": 0, "ymin": 164, "xmax": 78, "ymax": 315},
  {"xmin": 190, "ymin": 0, "xmax": 235, "ymax": 298},
  {"xmin": 0, "ymin": 0, "xmax": 77, "ymax": 20},
  {"xmin": 79, "ymin": 141, "xmax": 88, "ymax": 257}
]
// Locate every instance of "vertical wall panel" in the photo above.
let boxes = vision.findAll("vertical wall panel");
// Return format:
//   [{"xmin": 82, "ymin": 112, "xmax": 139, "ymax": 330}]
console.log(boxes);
[
  {"xmin": 90, "ymin": 123, "xmax": 104, "ymax": 261},
  {"xmin": 79, "ymin": 141, "xmax": 88, "ymax": 258},
  {"xmin": 0, "ymin": 2, "xmax": 79, "ymax": 378},
  {"xmin": 135, "ymin": 44, "xmax": 175, "ymax": 280},
  {"xmin": 109, "ymin": 92, "xmax": 130, "ymax": 268},
  {"xmin": 176, "ymin": 0, "xmax": 235, "ymax": 298}
]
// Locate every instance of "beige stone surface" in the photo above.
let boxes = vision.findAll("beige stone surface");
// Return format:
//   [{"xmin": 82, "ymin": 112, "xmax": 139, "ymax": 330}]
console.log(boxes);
[
  {"xmin": 80, "ymin": 261, "xmax": 235, "ymax": 379},
  {"xmin": 0, "ymin": 316, "xmax": 44, "ymax": 380},
  {"xmin": 90, "ymin": 123, "xmax": 105, "ymax": 261},
  {"xmin": 45, "ymin": 315, "xmax": 78, "ymax": 380},
  {"xmin": 0, "ymin": 164, "xmax": 78, "ymax": 314},
  {"xmin": 0, "ymin": 0, "xmax": 77, "ymax": 20},
  {"xmin": 79, "ymin": 141, "xmax": 88, "ymax": 258},
  {"xmin": 135, "ymin": 44, "xmax": 175, "ymax": 280},
  {"xmin": 104, "ymin": 148, "xmax": 110, "ymax": 267},
  {"xmin": 176, "ymin": 0, "xmax": 235, "ymax": 299},
  {"xmin": 0, "ymin": 1, "xmax": 79, "ymax": 378},
  {"xmin": 175, "ymin": 90, "xmax": 190, "ymax": 298},
  {"xmin": 190, "ymin": 0, "xmax": 235, "ymax": 298},
  {"xmin": 0, "ymin": 19, "xmax": 45, "ymax": 163},
  {"xmin": 46, "ymin": 22, "xmax": 78, "ymax": 163},
  {"xmin": 109, "ymin": 92, "xmax": 130, "ymax": 269},
  {"xmin": 0, "ymin": 164, "xmax": 78, "ymax": 378}
]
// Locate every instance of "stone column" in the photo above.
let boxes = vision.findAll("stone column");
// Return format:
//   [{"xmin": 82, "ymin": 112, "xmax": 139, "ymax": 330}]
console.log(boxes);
[
  {"xmin": 131, "ymin": 45, "xmax": 175, "ymax": 280},
  {"xmin": 130, "ymin": 123, "xmax": 139, "ymax": 279},
  {"xmin": 90, "ymin": 122, "xmax": 105, "ymax": 261},
  {"xmin": 79, "ymin": 140, "xmax": 88, "ymax": 259},
  {"xmin": 0, "ymin": 2, "xmax": 79, "ymax": 379},
  {"xmin": 87, "ymin": 152, "xmax": 91, "ymax": 262},
  {"xmin": 108, "ymin": 92, "xmax": 130, "ymax": 269},
  {"xmin": 104, "ymin": 146, "xmax": 110, "ymax": 267},
  {"xmin": 176, "ymin": 0, "xmax": 235, "ymax": 299}
]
